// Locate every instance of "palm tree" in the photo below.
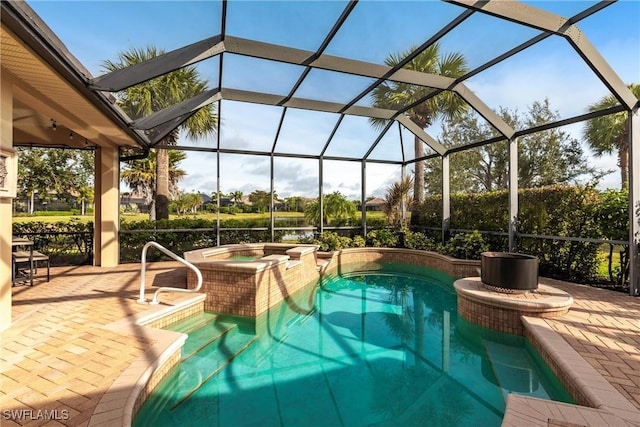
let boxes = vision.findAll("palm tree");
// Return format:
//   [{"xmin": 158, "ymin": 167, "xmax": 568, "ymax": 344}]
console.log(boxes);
[
  {"xmin": 121, "ymin": 150, "xmax": 186, "ymax": 219},
  {"xmin": 370, "ymin": 43, "xmax": 468, "ymax": 224},
  {"xmin": 102, "ymin": 46, "xmax": 217, "ymax": 220},
  {"xmin": 584, "ymin": 83, "xmax": 639, "ymax": 190},
  {"xmin": 383, "ymin": 176, "xmax": 413, "ymax": 230},
  {"xmin": 230, "ymin": 191, "xmax": 244, "ymax": 208},
  {"xmin": 304, "ymin": 191, "xmax": 356, "ymax": 226},
  {"xmin": 285, "ymin": 196, "xmax": 304, "ymax": 212}
]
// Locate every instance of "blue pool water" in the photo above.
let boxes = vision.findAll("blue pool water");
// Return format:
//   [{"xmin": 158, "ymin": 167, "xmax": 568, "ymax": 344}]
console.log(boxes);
[{"xmin": 134, "ymin": 263, "xmax": 574, "ymax": 427}]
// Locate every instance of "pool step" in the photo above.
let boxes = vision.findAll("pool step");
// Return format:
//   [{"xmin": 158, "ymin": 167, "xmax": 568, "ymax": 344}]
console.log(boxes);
[
  {"xmin": 164, "ymin": 311, "xmax": 219, "ymax": 335},
  {"xmin": 164, "ymin": 311, "xmax": 242, "ymax": 360},
  {"xmin": 170, "ymin": 329, "xmax": 260, "ymax": 410},
  {"xmin": 181, "ymin": 322, "xmax": 238, "ymax": 360},
  {"xmin": 134, "ymin": 365, "xmax": 183, "ymax": 422},
  {"xmin": 140, "ymin": 318, "xmax": 259, "ymax": 420}
]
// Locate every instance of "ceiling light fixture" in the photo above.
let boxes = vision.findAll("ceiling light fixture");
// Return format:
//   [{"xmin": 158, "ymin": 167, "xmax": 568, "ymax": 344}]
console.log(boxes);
[
  {"xmin": 69, "ymin": 131, "xmax": 73, "ymax": 139},
  {"xmin": 50, "ymin": 119, "xmax": 57, "ymax": 131}
]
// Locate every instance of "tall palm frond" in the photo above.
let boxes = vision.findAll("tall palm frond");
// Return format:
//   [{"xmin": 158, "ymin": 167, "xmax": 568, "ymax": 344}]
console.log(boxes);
[
  {"xmin": 584, "ymin": 83, "xmax": 639, "ymax": 190},
  {"xmin": 383, "ymin": 176, "xmax": 414, "ymax": 229},
  {"xmin": 103, "ymin": 46, "xmax": 217, "ymax": 219},
  {"xmin": 370, "ymin": 43, "xmax": 467, "ymax": 224}
]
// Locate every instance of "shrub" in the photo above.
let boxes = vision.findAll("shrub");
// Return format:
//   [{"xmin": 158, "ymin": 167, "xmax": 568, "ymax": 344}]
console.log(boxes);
[
  {"xmin": 12, "ymin": 218, "xmax": 94, "ymax": 265},
  {"xmin": 440, "ymin": 230, "xmax": 488, "ymax": 260},
  {"xmin": 307, "ymin": 232, "xmax": 351, "ymax": 251},
  {"xmin": 403, "ymin": 229, "xmax": 435, "ymax": 251},
  {"xmin": 366, "ymin": 228, "xmax": 398, "ymax": 248},
  {"xmin": 417, "ymin": 185, "xmax": 609, "ymax": 281},
  {"xmin": 300, "ymin": 233, "xmax": 366, "ymax": 251},
  {"xmin": 351, "ymin": 235, "xmax": 366, "ymax": 248},
  {"xmin": 365, "ymin": 216, "xmax": 388, "ymax": 228}
]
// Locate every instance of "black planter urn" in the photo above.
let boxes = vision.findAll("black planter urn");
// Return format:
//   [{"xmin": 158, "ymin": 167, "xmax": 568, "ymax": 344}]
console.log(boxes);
[{"xmin": 480, "ymin": 252, "xmax": 539, "ymax": 293}]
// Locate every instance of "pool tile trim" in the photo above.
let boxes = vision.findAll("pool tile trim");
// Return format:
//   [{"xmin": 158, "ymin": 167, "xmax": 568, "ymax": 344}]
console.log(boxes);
[{"xmin": 88, "ymin": 294, "xmax": 205, "ymax": 426}]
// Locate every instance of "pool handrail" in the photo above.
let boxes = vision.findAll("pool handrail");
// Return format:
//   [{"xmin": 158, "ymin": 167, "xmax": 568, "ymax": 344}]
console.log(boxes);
[{"xmin": 137, "ymin": 241, "xmax": 203, "ymax": 305}]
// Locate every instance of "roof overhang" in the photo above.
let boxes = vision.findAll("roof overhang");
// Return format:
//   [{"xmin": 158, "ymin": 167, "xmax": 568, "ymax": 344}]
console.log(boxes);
[{"xmin": 0, "ymin": 0, "xmax": 149, "ymax": 150}]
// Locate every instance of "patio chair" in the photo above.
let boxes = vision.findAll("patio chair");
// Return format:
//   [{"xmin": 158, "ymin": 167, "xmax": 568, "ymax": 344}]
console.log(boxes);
[{"xmin": 12, "ymin": 250, "xmax": 50, "ymax": 282}]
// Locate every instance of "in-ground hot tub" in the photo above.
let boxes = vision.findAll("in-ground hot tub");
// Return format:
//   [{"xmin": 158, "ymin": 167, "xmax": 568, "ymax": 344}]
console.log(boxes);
[
  {"xmin": 183, "ymin": 243, "xmax": 327, "ymax": 317},
  {"xmin": 481, "ymin": 251, "xmax": 539, "ymax": 293}
]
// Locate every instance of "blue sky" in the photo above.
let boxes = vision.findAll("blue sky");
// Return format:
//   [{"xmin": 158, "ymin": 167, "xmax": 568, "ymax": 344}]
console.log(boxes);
[{"xmin": 27, "ymin": 0, "xmax": 640, "ymax": 199}]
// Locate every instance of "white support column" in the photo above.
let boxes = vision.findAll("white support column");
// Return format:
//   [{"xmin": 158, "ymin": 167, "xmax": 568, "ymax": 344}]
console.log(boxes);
[
  {"xmin": 270, "ymin": 154, "xmax": 275, "ymax": 242},
  {"xmin": 216, "ymin": 150, "xmax": 220, "ymax": 246},
  {"xmin": 401, "ymin": 164, "xmax": 407, "ymax": 226},
  {"xmin": 94, "ymin": 146, "xmax": 120, "ymax": 267},
  {"xmin": 629, "ymin": 108, "xmax": 639, "ymax": 296},
  {"xmin": 509, "ymin": 137, "xmax": 519, "ymax": 252},
  {"xmin": 442, "ymin": 155, "xmax": 450, "ymax": 244},
  {"xmin": 319, "ymin": 158, "xmax": 324, "ymax": 235},
  {"xmin": 0, "ymin": 75, "xmax": 14, "ymax": 331},
  {"xmin": 361, "ymin": 160, "xmax": 367, "ymax": 237},
  {"xmin": 216, "ymin": 100, "xmax": 221, "ymax": 247}
]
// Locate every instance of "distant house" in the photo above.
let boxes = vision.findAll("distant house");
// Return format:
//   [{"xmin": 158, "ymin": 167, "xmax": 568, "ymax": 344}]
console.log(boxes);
[
  {"xmin": 199, "ymin": 193, "xmax": 212, "ymax": 204},
  {"xmin": 14, "ymin": 189, "xmax": 86, "ymax": 214},
  {"xmin": 120, "ymin": 191, "xmax": 148, "ymax": 212},
  {"xmin": 273, "ymin": 199, "xmax": 285, "ymax": 211},
  {"xmin": 364, "ymin": 197, "xmax": 385, "ymax": 211},
  {"xmin": 238, "ymin": 195, "xmax": 285, "ymax": 211}
]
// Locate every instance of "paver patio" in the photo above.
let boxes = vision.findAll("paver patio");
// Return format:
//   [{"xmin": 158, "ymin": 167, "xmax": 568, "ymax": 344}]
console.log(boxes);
[{"xmin": 0, "ymin": 262, "xmax": 638, "ymax": 426}]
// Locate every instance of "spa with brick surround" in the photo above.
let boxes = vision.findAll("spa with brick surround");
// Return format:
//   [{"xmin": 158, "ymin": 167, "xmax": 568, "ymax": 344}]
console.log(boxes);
[
  {"xmin": 183, "ymin": 243, "xmax": 325, "ymax": 317},
  {"xmin": 182, "ymin": 244, "xmax": 482, "ymax": 318},
  {"xmin": 183, "ymin": 244, "xmax": 573, "ymax": 337}
]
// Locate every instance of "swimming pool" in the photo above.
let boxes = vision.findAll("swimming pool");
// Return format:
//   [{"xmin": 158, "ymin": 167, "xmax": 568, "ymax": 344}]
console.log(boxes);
[{"xmin": 134, "ymin": 263, "xmax": 574, "ymax": 427}]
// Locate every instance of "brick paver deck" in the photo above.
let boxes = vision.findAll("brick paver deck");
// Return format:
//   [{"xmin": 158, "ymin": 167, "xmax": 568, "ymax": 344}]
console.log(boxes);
[
  {"xmin": 1, "ymin": 262, "xmax": 187, "ymax": 426},
  {"xmin": 1, "ymin": 263, "xmax": 638, "ymax": 426},
  {"xmin": 539, "ymin": 277, "xmax": 640, "ymax": 411}
]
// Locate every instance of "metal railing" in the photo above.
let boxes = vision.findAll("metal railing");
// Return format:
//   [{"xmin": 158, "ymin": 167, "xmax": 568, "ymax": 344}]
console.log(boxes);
[{"xmin": 137, "ymin": 241, "xmax": 203, "ymax": 305}]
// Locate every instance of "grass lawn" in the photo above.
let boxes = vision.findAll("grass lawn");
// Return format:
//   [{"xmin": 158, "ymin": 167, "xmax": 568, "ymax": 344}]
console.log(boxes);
[{"xmin": 596, "ymin": 244, "xmax": 625, "ymax": 279}]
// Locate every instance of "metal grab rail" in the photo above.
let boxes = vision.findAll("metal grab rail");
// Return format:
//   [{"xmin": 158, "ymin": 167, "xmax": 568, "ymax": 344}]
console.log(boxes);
[{"xmin": 137, "ymin": 241, "xmax": 203, "ymax": 305}]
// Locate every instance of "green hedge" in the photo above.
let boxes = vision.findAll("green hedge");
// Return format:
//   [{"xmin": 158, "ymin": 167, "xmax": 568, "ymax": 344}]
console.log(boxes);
[
  {"xmin": 418, "ymin": 185, "xmax": 626, "ymax": 282},
  {"xmin": 119, "ymin": 217, "xmax": 283, "ymax": 262},
  {"xmin": 12, "ymin": 219, "xmax": 93, "ymax": 265}
]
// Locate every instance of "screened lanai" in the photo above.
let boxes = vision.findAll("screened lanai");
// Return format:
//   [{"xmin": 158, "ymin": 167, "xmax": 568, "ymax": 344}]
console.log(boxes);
[{"xmin": 1, "ymin": 0, "xmax": 639, "ymax": 334}]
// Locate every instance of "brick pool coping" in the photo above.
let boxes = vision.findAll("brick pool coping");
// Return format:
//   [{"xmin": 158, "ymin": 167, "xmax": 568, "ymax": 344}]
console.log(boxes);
[
  {"xmin": 515, "ymin": 317, "xmax": 640, "ymax": 425},
  {"xmin": 88, "ymin": 295, "xmax": 205, "ymax": 426}
]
